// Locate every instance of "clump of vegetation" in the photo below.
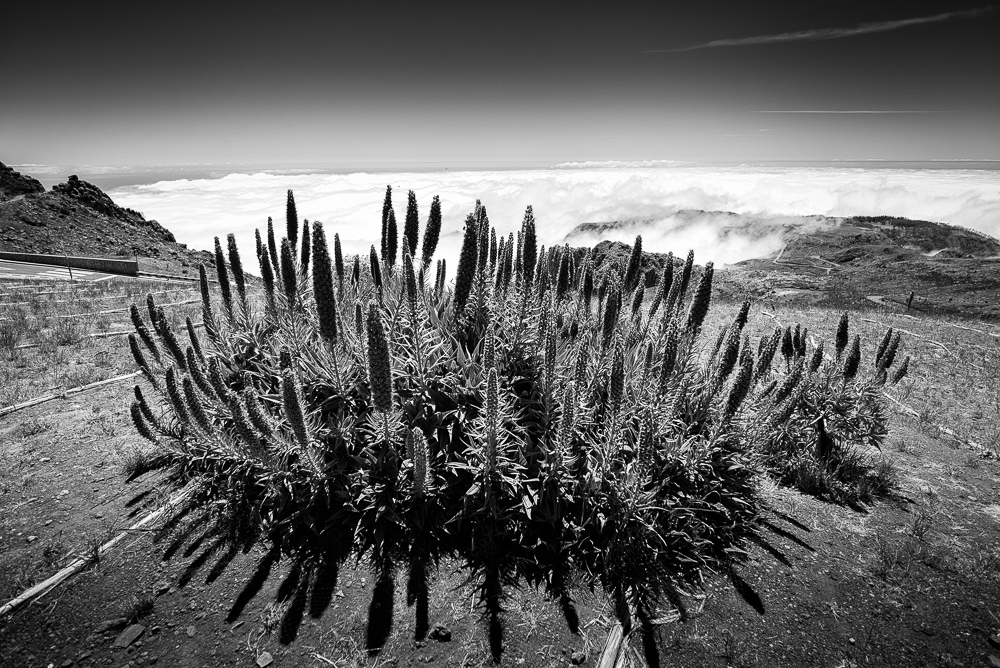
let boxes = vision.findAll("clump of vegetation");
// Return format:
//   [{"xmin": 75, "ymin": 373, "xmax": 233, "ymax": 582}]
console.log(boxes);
[
  {"xmin": 126, "ymin": 191, "xmax": 901, "ymax": 665},
  {"xmin": 748, "ymin": 314, "xmax": 908, "ymax": 506}
]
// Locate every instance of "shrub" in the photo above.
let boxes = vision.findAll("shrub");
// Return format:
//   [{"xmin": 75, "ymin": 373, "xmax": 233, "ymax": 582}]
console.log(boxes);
[
  {"xmin": 747, "ymin": 313, "xmax": 905, "ymax": 506},
  {"xmin": 126, "ymin": 194, "xmax": 893, "ymax": 664}
]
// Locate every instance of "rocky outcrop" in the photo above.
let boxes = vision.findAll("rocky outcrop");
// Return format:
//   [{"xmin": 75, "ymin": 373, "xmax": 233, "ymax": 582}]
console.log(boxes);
[
  {"xmin": 0, "ymin": 162, "xmax": 45, "ymax": 200},
  {"xmin": 52, "ymin": 175, "xmax": 176, "ymax": 243}
]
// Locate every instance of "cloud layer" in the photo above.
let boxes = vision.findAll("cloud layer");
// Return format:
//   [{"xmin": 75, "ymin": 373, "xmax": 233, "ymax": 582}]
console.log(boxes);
[{"xmin": 109, "ymin": 165, "xmax": 1000, "ymax": 267}]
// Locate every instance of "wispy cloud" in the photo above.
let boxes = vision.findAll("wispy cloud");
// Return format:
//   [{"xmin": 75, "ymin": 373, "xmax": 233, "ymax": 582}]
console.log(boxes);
[
  {"xmin": 752, "ymin": 110, "xmax": 957, "ymax": 114},
  {"xmin": 645, "ymin": 8, "xmax": 994, "ymax": 53}
]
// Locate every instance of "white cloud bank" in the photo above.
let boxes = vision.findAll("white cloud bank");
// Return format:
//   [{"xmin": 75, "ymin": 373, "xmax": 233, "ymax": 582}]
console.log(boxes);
[{"xmin": 109, "ymin": 165, "xmax": 1000, "ymax": 268}]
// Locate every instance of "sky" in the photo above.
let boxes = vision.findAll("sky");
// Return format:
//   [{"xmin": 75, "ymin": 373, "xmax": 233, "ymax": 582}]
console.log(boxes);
[{"xmin": 2, "ymin": 1, "xmax": 999, "ymax": 167}]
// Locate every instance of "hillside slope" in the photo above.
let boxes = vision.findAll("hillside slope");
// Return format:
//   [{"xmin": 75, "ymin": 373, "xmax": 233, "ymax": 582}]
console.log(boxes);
[
  {"xmin": 0, "ymin": 162, "xmax": 211, "ymax": 276},
  {"xmin": 575, "ymin": 213, "xmax": 1000, "ymax": 321}
]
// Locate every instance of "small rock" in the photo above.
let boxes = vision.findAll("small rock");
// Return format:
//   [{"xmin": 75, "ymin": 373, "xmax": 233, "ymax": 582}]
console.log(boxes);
[
  {"xmin": 429, "ymin": 625, "xmax": 451, "ymax": 642},
  {"xmin": 256, "ymin": 651, "xmax": 274, "ymax": 667},
  {"xmin": 571, "ymin": 651, "xmax": 586, "ymax": 665},
  {"xmin": 848, "ymin": 638, "xmax": 856, "ymax": 645},
  {"xmin": 185, "ymin": 626, "xmax": 195, "ymax": 637},
  {"xmin": 113, "ymin": 624, "xmax": 145, "ymax": 648},
  {"xmin": 61, "ymin": 659, "xmax": 74, "ymax": 667},
  {"xmin": 45, "ymin": 520, "xmax": 53, "ymax": 526},
  {"xmin": 334, "ymin": 589, "xmax": 345, "ymax": 598},
  {"xmin": 231, "ymin": 621, "xmax": 244, "ymax": 631},
  {"xmin": 40, "ymin": 457, "xmax": 51, "ymax": 463},
  {"xmin": 990, "ymin": 635, "xmax": 1000, "ymax": 650},
  {"xmin": 154, "ymin": 582, "xmax": 170, "ymax": 597},
  {"xmin": 26, "ymin": 536, "xmax": 37, "ymax": 543},
  {"xmin": 96, "ymin": 618, "xmax": 129, "ymax": 633},
  {"xmin": 189, "ymin": 601, "xmax": 197, "ymax": 610}
]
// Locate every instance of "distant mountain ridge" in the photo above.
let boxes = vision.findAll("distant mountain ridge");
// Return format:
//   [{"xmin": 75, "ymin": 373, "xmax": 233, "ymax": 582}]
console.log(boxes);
[
  {"xmin": 0, "ymin": 161, "xmax": 210, "ymax": 276},
  {"xmin": 574, "ymin": 211, "xmax": 1000, "ymax": 321}
]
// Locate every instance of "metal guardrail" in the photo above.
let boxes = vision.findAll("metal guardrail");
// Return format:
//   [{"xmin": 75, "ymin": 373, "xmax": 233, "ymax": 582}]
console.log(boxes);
[{"xmin": 0, "ymin": 252, "xmax": 138, "ymax": 276}]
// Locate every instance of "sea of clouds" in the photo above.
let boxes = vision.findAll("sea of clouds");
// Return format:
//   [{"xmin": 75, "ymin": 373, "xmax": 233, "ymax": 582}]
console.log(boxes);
[{"xmin": 109, "ymin": 164, "xmax": 1000, "ymax": 267}]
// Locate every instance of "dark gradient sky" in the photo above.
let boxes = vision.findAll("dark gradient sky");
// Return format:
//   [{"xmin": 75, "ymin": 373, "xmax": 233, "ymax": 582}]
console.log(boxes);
[{"xmin": 3, "ymin": 1, "xmax": 998, "ymax": 167}]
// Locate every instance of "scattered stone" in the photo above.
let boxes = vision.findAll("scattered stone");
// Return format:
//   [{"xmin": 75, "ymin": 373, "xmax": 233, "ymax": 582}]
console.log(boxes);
[
  {"xmin": 186, "ymin": 626, "xmax": 196, "ymax": 637},
  {"xmin": 990, "ymin": 635, "xmax": 1000, "ymax": 650},
  {"xmin": 96, "ymin": 618, "xmax": 129, "ymax": 634},
  {"xmin": 154, "ymin": 582, "xmax": 170, "ymax": 597},
  {"xmin": 112, "ymin": 624, "xmax": 145, "ymax": 648},
  {"xmin": 45, "ymin": 520, "xmax": 53, "ymax": 526},
  {"xmin": 189, "ymin": 601, "xmax": 197, "ymax": 610},
  {"xmin": 26, "ymin": 536, "xmax": 37, "ymax": 543},
  {"xmin": 429, "ymin": 625, "xmax": 451, "ymax": 642},
  {"xmin": 571, "ymin": 651, "xmax": 586, "ymax": 665},
  {"xmin": 231, "ymin": 621, "xmax": 244, "ymax": 631},
  {"xmin": 256, "ymin": 651, "xmax": 273, "ymax": 667},
  {"xmin": 61, "ymin": 659, "xmax": 74, "ymax": 667},
  {"xmin": 334, "ymin": 589, "xmax": 345, "ymax": 598}
]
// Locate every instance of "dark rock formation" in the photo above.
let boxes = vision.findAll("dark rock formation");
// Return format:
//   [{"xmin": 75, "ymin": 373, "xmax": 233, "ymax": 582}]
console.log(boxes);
[
  {"xmin": 0, "ymin": 162, "xmax": 45, "ymax": 200},
  {"xmin": 52, "ymin": 175, "xmax": 176, "ymax": 243}
]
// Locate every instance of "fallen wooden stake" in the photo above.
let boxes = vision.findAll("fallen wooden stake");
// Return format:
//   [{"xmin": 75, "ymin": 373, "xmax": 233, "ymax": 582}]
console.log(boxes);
[
  {"xmin": 0, "ymin": 482, "xmax": 195, "ymax": 618},
  {"xmin": 0, "ymin": 372, "xmax": 141, "ymax": 418},
  {"xmin": 882, "ymin": 392, "xmax": 996, "ymax": 458},
  {"xmin": 596, "ymin": 623, "xmax": 627, "ymax": 668}
]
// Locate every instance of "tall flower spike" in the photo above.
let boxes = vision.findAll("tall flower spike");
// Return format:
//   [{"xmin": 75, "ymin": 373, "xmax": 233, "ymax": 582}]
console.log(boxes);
[
  {"xmin": 208, "ymin": 358, "xmax": 235, "ymax": 404},
  {"xmin": 521, "ymin": 205, "xmax": 537, "ymax": 287},
  {"xmin": 257, "ymin": 243, "xmax": 276, "ymax": 310},
  {"xmin": 165, "ymin": 367, "xmax": 191, "ymax": 428},
  {"xmin": 146, "ymin": 293, "xmax": 158, "ymax": 328},
  {"xmin": 676, "ymin": 249, "xmax": 695, "ymax": 306},
  {"xmin": 381, "ymin": 185, "xmax": 393, "ymax": 261},
  {"xmin": 630, "ymin": 283, "xmax": 645, "ymax": 320},
  {"xmin": 835, "ymin": 312, "xmax": 849, "ymax": 360},
  {"xmin": 130, "ymin": 402, "xmax": 157, "ymax": 442},
  {"xmin": 300, "ymin": 219, "xmax": 311, "ymax": 275},
  {"xmin": 891, "ymin": 355, "xmax": 910, "ymax": 384},
  {"xmin": 198, "ymin": 265, "xmax": 217, "ymax": 338},
  {"xmin": 354, "ymin": 300, "xmax": 364, "ymax": 348},
  {"xmin": 543, "ymin": 320, "xmax": 557, "ymax": 392},
  {"xmin": 312, "ymin": 222, "xmax": 339, "ymax": 345},
  {"xmin": 130, "ymin": 303, "xmax": 161, "ymax": 365},
  {"xmin": 186, "ymin": 347, "xmax": 217, "ymax": 400},
  {"xmin": 658, "ymin": 319, "xmax": 679, "ymax": 393},
  {"xmin": 404, "ymin": 190, "xmax": 420, "ymax": 258},
  {"xmin": 154, "ymin": 307, "xmax": 187, "ymax": 370},
  {"xmin": 214, "ymin": 236, "xmax": 233, "ymax": 318},
  {"xmin": 186, "ymin": 317, "xmax": 204, "ymax": 363},
  {"xmin": 404, "ymin": 252, "xmax": 419, "ymax": 316},
  {"xmin": 453, "ymin": 213, "xmax": 478, "ymax": 314},
  {"xmin": 724, "ymin": 348, "xmax": 755, "ymax": 423},
  {"xmin": 227, "ymin": 233, "xmax": 247, "ymax": 304},
  {"xmin": 229, "ymin": 396, "xmax": 262, "ymax": 451},
  {"xmin": 421, "ymin": 195, "xmax": 442, "ymax": 268},
  {"xmin": 773, "ymin": 359, "xmax": 805, "ymax": 405},
  {"xmin": 734, "ymin": 299, "xmax": 751, "ymax": 332},
  {"xmin": 351, "ymin": 255, "xmax": 360, "ymax": 287},
  {"xmin": 880, "ymin": 332, "xmax": 902, "ymax": 370},
  {"xmin": 623, "ymin": 235, "xmax": 643, "ymax": 293},
  {"xmin": 808, "ymin": 340, "xmax": 825, "ymax": 373},
  {"xmin": 685, "ymin": 262, "xmax": 714, "ymax": 336},
  {"xmin": 267, "ymin": 217, "xmax": 281, "ymax": 291},
  {"xmin": 128, "ymin": 334, "xmax": 158, "ymax": 389},
  {"xmin": 286, "ymin": 189, "xmax": 299, "ymax": 249},
  {"xmin": 280, "ymin": 238, "xmax": 297, "ymax": 305},
  {"xmin": 133, "ymin": 385, "xmax": 159, "ymax": 429},
  {"xmin": 754, "ymin": 328, "xmax": 781, "ymax": 381},
  {"xmin": 385, "ymin": 208, "xmax": 398, "ymax": 268},
  {"xmin": 366, "ymin": 301, "xmax": 393, "ymax": 412},
  {"xmin": 243, "ymin": 389, "xmax": 273, "ymax": 437},
  {"xmin": 369, "ymin": 245, "xmax": 383, "ymax": 297},
  {"xmin": 556, "ymin": 251, "xmax": 571, "ymax": 300},
  {"xmin": 874, "ymin": 327, "xmax": 894, "ymax": 368},
  {"xmin": 333, "ymin": 232, "xmax": 345, "ymax": 297},
  {"xmin": 183, "ymin": 376, "xmax": 215, "ymax": 436},
  {"xmin": 843, "ymin": 335, "xmax": 861, "ymax": 382},
  {"xmin": 483, "ymin": 326, "xmax": 496, "ymax": 370},
  {"xmin": 608, "ymin": 345, "xmax": 625, "ymax": 416},
  {"xmin": 601, "ymin": 286, "xmax": 620, "ymax": 350},
  {"xmin": 282, "ymin": 367, "xmax": 313, "ymax": 453}
]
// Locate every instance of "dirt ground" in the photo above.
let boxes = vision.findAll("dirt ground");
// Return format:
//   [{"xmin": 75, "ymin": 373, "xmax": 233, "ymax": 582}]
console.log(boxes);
[{"xmin": 2, "ymin": 287, "xmax": 999, "ymax": 667}]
